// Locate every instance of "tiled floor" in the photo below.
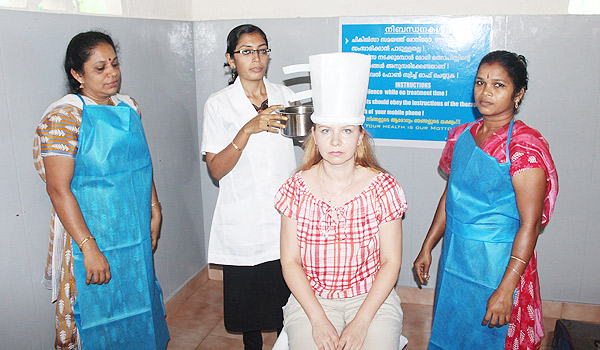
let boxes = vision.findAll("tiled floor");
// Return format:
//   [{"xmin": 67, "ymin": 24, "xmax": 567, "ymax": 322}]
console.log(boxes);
[{"xmin": 166, "ymin": 278, "xmax": 558, "ymax": 349}]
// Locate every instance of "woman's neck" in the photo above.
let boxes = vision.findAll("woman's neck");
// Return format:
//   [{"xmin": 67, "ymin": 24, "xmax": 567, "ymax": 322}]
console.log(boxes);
[
  {"xmin": 318, "ymin": 161, "xmax": 358, "ymax": 207},
  {"xmin": 240, "ymin": 78, "xmax": 267, "ymax": 102},
  {"xmin": 475, "ymin": 114, "xmax": 513, "ymax": 146},
  {"xmin": 480, "ymin": 113, "xmax": 514, "ymax": 134},
  {"xmin": 320, "ymin": 160, "xmax": 356, "ymax": 185},
  {"xmin": 83, "ymin": 93, "xmax": 113, "ymax": 106}
]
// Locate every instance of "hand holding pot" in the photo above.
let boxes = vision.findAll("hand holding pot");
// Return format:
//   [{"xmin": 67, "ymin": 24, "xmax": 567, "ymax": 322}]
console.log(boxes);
[
  {"xmin": 244, "ymin": 105, "xmax": 287, "ymax": 134},
  {"xmin": 279, "ymin": 105, "xmax": 314, "ymax": 138}
]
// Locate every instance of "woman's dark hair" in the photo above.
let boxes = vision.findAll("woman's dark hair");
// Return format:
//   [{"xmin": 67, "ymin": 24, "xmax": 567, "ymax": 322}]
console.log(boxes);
[
  {"xmin": 64, "ymin": 31, "xmax": 118, "ymax": 94},
  {"xmin": 478, "ymin": 50, "xmax": 528, "ymax": 111},
  {"xmin": 224, "ymin": 24, "xmax": 268, "ymax": 84}
]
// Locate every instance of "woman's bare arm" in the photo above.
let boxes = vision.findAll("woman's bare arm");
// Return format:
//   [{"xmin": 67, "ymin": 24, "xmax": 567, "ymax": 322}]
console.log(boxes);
[{"xmin": 43, "ymin": 156, "xmax": 111, "ymax": 285}]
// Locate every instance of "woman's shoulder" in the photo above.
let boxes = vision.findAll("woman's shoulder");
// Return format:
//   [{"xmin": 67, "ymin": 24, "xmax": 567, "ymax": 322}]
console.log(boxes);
[
  {"xmin": 43, "ymin": 94, "xmax": 82, "ymax": 111},
  {"xmin": 513, "ymin": 120, "xmax": 545, "ymax": 137},
  {"xmin": 367, "ymin": 171, "xmax": 408, "ymax": 214},
  {"xmin": 276, "ymin": 171, "xmax": 306, "ymax": 204},
  {"xmin": 279, "ymin": 171, "xmax": 304, "ymax": 190},
  {"xmin": 288, "ymin": 171, "xmax": 304, "ymax": 182},
  {"xmin": 511, "ymin": 120, "xmax": 551, "ymax": 149},
  {"xmin": 115, "ymin": 93, "xmax": 138, "ymax": 110},
  {"xmin": 204, "ymin": 83, "xmax": 239, "ymax": 107},
  {"xmin": 371, "ymin": 171, "xmax": 402, "ymax": 190},
  {"xmin": 40, "ymin": 94, "xmax": 83, "ymax": 123}
]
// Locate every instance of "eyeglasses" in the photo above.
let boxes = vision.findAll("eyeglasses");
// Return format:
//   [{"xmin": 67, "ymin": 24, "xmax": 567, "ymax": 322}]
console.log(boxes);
[{"xmin": 232, "ymin": 48, "xmax": 271, "ymax": 56}]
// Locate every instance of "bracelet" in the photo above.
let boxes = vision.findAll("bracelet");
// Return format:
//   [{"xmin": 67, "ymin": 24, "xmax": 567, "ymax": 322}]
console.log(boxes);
[
  {"xmin": 78, "ymin": 236, "xmax": 95, "ymax": 250},
  {"xmin": 231, "ymin": 141, "xmax": 243, "ymax": 152},
  {"xmin": 510, "ymin": 255, "xmax": 527, "ymax": 265},
  {"xmin": 151, "ymin": 201, "xmax": 162, "ymax": 210},
  {"xmin": 506, "ymin": 266, "xmax": 522, "ymax": 278}
]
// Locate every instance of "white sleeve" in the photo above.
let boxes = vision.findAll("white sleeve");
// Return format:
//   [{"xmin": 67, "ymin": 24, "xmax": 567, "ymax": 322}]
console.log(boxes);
[{"xmin": 201, "ymin": 96, "xmax": 229, "ymax": 155}]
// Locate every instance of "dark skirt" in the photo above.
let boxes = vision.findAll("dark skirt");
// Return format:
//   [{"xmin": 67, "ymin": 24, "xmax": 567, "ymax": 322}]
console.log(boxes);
[{"xmin": 222, "ymin": 260, "xmax": 290, "ymax": 332}]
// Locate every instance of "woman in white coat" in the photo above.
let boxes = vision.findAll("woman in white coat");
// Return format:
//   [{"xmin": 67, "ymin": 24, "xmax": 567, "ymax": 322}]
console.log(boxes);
[{"xmin": 200, "ymin": 24, "xmax": 296, "ymax": 350}]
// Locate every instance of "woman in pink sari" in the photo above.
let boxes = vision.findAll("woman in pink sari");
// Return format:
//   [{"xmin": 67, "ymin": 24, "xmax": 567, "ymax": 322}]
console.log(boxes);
[{"xmin": 414, "ymin": 50, "xmax": 558, "ymax": 349}]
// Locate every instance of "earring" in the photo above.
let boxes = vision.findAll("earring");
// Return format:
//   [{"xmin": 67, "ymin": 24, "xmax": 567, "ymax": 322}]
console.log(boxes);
[
  {"xmin": 79, "ymin": 81, "xmax": 84, "ymax": 89},
  {"xmin": 514, "ymin": 100, "xmax": 519, "ymax": 109}
]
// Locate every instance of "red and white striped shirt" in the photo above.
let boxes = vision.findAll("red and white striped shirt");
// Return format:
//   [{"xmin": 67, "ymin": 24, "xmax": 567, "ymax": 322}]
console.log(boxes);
[{"xmin": 275, "ymin": 172, "xmax": 407, "ymax": 299}]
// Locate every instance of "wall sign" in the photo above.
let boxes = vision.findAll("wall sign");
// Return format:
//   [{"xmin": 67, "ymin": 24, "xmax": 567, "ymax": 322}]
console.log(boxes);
[{"xmin": 340, "ymin": 17, "xmax": 491, "ymax": 148}]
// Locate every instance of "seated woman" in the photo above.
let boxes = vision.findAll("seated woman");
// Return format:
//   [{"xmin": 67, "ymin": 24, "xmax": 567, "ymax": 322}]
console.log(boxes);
[{"xmin": 275, "ymin": 52, "xmax": 406, "ymax": 350}]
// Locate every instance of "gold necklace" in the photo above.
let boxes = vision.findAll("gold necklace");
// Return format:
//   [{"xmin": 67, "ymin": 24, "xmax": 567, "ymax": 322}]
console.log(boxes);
[{"xmin": 319, "ymin": 163, "xmax": 356, "ymax": 205}]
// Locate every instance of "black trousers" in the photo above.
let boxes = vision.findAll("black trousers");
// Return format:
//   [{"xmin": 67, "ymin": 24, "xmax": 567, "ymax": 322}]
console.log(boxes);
[{"xmin": 222, "ymin": 260, "xmax": 290, "ymax": 332}]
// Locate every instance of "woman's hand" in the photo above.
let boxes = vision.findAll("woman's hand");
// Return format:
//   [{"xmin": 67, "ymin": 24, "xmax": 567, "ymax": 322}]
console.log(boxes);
[
  {"xmin": 205, "ymin": 104, "xmax": 288, "ymax": 181},
  {"xmin": 81, "ymin": 241, "xmax": 111, "ymax": 284},
  {"xmin": 243, "ymin": 105, "xmax": 287, "ymax": 134},
  {"xmin": 414, "ymin": 183, "xmax": 448, "ymax": 285},
  {"xmin": 311, "ymin": 316, "xmax": 340, "ymax": 350},
  {"xmin": 413, "ymin": 249, "xmax": 432, "ymax": 285},
  {"xmin": 337, "ymin": 318, "xmax": 368, "ymax": 350},
  {"xmin": 482, "ymin": 286, "xmax": 514, "ymax": 327},
  {"xmin": 150, "ymin": 206, "xmax": 161, "ymax": 251},
  {"xmin": 150, "ymin": 182, "xmax": 161, "ymax": 252}
]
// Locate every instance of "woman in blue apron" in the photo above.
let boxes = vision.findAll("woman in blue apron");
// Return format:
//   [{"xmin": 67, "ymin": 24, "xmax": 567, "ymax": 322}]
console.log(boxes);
[
  {"xmin": 35, "ymin": 31, "xmax": 169, "ymax": 349},
  {"xmin": 413, "ymin": 51, "xmax": 558, "ymax": 349}
]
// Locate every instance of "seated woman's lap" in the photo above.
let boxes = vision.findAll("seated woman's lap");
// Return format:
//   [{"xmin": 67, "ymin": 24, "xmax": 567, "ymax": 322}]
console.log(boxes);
[
  {"xmin": 359, "ymin": 291, "xmax": 403, "ymax": 349},
  {"xmin": 284, "ymin": 291, "xmax": 403, "ymax": 350}
]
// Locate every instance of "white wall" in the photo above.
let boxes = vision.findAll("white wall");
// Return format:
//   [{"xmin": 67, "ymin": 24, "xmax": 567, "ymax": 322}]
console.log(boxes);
[
  {"xmin": 3, "ymin": 0, "xmax": 572, "ymax": 21},
  {"xmin": 192, "ymin": 0, "xmax": 571, "ymax": 21}
]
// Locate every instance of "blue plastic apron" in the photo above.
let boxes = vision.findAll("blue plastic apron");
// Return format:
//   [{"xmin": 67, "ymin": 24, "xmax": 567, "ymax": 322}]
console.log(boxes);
[
  {"xmin": 429, "ymin": 119, "xmax": 519, "ymax": 349},
  {"xmin": 70, "ymin": 95, "xmax": 169, "ymax": 349}
]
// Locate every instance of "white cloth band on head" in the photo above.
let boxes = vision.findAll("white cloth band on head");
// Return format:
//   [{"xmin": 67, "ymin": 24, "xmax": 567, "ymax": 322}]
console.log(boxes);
[{"xmin": 309, "ymin": 52, "xmax": 371, "ymax": 125}]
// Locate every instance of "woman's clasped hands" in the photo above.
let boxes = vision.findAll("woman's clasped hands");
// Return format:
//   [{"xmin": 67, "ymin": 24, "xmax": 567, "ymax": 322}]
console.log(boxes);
[
  {"xmin": 311, "ymin": 316, "xmax": 339, "ymax": 350},
  {"xmin": 337, "ymin": 317, "xmax": 370, "ymax": 350},
  {"xmin": 311, "ymin": 315, "xmax": 369, "ymax": 350}
]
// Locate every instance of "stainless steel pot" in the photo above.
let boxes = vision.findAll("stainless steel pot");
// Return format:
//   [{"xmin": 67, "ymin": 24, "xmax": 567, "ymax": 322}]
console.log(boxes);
[{"xmin": 279, "ymin": 105, "xmax": 313, "ymax": 138}]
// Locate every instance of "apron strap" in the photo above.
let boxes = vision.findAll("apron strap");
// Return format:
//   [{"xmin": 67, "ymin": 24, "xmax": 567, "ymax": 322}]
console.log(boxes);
[
  {"xmin": 506, "ymin": 119, "xmax": 515, "ymax": 166},
  {"xmin": 465, "ymin": 117, "xmax": 515, "ymax": 167},
  {"xmin": 465, "ymin": 117, "xmax": 483, "ymax": 132},
  {"xmin": 76, "ymin": 94, "xmax": 86, "ymax": 106}
]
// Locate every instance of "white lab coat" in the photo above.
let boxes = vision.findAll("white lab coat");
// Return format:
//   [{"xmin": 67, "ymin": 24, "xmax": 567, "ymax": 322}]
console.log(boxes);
[{"xmin": 201, "ymin": 77, "xmax": 296, "ymax": 265}]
